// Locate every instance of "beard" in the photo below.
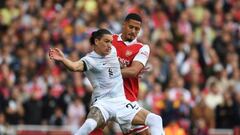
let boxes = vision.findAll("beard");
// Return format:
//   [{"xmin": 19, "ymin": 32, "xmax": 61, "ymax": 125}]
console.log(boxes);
[{"xmin": 126, "ymin": 38, "xmax": 133, "ymax": 42}]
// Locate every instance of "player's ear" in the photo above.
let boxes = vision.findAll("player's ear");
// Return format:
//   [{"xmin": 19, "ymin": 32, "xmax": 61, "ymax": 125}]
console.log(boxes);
[{"xmin": 95, "ymin": 38, "xmax": 99, "ymax": 45}]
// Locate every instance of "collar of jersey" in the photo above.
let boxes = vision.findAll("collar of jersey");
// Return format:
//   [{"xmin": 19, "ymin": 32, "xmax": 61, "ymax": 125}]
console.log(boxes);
[
  {"xmin": 117, "ymin": 34, "xmax": 137, "ymax": 46},
  {"xmin": 91, "ymin": 51, "xmax": 105, "ymax": 58}
]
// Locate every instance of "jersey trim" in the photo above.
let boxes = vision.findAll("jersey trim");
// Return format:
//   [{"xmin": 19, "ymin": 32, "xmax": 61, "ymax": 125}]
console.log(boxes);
[
  {"xmin": 132, "ymin": 45, "xmax": 150, "ymax": 66},
  {"xmin": 82, "ymin": 60, "xmax": 87, "ymax": 71},
  {"xmin": 114, "ymin": 34, "xmax": 143, "ymax": 46}
]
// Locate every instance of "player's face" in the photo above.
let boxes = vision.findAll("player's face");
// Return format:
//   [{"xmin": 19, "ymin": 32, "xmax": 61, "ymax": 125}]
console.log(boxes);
[
  {"xmin": 123, "ymin": 19, "xmax": 141, "ymax": 41},
  {"xmin": 95, "ymin": 34, "xmax": 113, "ymax": 56}
]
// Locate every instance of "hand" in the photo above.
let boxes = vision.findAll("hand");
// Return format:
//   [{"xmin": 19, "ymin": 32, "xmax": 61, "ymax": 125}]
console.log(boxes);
[
  {"xmin": 118, "ymin": 58, "xmax": 128, "ymax": 69},
  {"xmin": 138, "ymin": 65, "xmax": 151, "ymax": 78},
  {"xmin": 49, "ymin": 48, "xmax": 65, "ymax": 61}
]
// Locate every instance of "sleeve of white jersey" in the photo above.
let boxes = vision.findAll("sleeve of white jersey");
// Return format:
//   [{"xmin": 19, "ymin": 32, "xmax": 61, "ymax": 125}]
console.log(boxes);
[
  {"xmin": 133, "ymin": 45, "xmax": 150, "ymax": 66},
  {"xmin": 80, "ymin": 55, "xmax": 96, "ymax": 71}
]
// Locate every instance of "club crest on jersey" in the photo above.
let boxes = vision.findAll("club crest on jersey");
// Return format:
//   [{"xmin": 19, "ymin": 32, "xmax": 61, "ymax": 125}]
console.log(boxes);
[{"xmin": 125, "ymin": 50, "xmax": 132, "ymax": 57}]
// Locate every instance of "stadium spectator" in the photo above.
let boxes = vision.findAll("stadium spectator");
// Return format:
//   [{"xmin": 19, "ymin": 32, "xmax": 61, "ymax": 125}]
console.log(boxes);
[
  {"xmin": 49, "ymin": 107, "xmax": 66, "ymax": 126},
  {"xmin": 67, "ymin": 96, "xmax": 86, "ymax": 132},
  {"xmin": 191, "ymin": 99, "xmax": 215, "ymax": 130},
  {"xmin": 5, "ymin": 87, "xmax": 24, "ymax": 125},
  {"xmin": 23, "ymin": 92, "xmax": 42, "ymax": 125},
  {"xmin": 215, "ymin": 91, "xmax": 235, "ymax": 129}
]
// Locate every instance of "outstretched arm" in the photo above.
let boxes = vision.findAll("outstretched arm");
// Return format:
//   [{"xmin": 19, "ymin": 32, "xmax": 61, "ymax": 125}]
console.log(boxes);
[{"xmin": 49, "ymin": 48, "xmax": 85, "ymax": 72}]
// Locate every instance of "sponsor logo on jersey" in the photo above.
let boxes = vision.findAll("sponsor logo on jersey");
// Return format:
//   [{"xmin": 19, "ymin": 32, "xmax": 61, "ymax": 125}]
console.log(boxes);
[
  {"xmin": 141, "ymin": 51, "xmax": 149, "ymax": 57},
  {"xmin": 118, "ymin": 57, "xmax": 130, "ymax": 66}
]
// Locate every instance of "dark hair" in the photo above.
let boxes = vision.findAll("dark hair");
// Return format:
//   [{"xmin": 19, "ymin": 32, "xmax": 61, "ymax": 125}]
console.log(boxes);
[
  {"xmin": 124, "ymin": 13, "xmax": 142, "ymax": 23},
  {"xmin": 89, "ymin": 29, "xmax": 112, "ymax": 45}
]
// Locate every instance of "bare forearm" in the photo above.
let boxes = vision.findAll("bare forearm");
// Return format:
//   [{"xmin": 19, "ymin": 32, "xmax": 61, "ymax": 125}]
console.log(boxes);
[
  {"xmin": 121, "ymin": 61, "xmax": 144, "ymax": 78},
  {"xmin": 121, "ymin": 67, "xmax": 139, "ymax": 78},
  {"xmin": 61, "ymin": 58, "xmax": 83, "ymax": 72}
]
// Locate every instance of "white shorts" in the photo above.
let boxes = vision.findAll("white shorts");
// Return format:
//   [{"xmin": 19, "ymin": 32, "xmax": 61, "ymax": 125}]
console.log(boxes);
[
  {"xmin": 120, "ymin": 101, "xmax": 148, "ymax": 134},
  {"xmin": 92, "ymin": 97, "xmax": 141, "ymax": 134}
]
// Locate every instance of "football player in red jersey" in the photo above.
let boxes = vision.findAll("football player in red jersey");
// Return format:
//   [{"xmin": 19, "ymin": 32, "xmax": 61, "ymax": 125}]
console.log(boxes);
[
  {"xmin": 90, "ymin": 13, "xmax": 164, "ymax": 135},
  {"xmin": 112, "ymin": 13, "xmax": 150, "ymax": 135}
]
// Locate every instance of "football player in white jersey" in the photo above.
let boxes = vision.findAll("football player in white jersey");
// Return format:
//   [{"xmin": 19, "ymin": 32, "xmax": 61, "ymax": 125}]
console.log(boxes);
[{"xmin": 49, "ymin": 29, "xmax": 164, "ymax": 135}]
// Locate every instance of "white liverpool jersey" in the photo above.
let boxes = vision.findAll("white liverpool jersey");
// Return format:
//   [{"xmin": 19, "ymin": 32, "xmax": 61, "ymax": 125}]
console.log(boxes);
[{"xmin": 81, "ymin": 46, "xmax": 125, "ymax": 102}]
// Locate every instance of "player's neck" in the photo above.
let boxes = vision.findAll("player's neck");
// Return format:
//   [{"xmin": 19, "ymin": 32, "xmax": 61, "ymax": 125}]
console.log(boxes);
[
  {"xmin": 93, "ymin": 48, "xmax": 105, "ymax": 57},
  {"xmin": 120, "ymin": 34, "xmax": 128, "ymax": 42}
]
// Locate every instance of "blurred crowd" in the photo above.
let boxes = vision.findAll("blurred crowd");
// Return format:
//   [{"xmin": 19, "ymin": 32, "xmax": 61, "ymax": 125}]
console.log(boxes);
[{"xmin": 0, "ymin": 0, "xmax": 240, "ymax": 135}]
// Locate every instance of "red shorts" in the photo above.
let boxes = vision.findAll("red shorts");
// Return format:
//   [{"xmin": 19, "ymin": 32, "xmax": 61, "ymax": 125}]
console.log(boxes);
[
  {"xmin": 126, "ymin": 125, "xmax": 149, "ymax": 135},
  {"xmin": 90, "ymin": 128, "xmax": 103, "ymax": 135}
]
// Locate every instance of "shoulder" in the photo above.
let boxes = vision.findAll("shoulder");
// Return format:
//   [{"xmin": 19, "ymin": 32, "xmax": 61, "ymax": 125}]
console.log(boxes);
[
  {"xmin": 113, "ymin": 34, "xmax": 119, "ymax": 37},
  {"xmin": 139, "ymin": 44, "xmax": 150, "ymax": 52},
  {"xmin": 112, "ymin": 34, "xmax": 119, "ymax": 40},
  {"xmin": 112, "ymin": 34, "xmax": 120, "ymax": 44},
  {"xmin": 135, "ymin": 40, "xmax": 150, "ymax": 48},
  {"xmin": 81, "ymin": 52, "xmax": 96, "ymax": 63},
  {"xmin": 142, "ymin": 44, "xmax": 150, "ymax": 49},
  {"xmin": 83, "ymin": 52, "xmax": 93, "ymax": 59}
]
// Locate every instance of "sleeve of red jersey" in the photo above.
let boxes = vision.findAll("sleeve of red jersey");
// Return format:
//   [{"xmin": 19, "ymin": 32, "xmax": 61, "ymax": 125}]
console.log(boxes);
[{"xmin": 133, "ymin": 45, "xmax": 150, "ymax": 66}]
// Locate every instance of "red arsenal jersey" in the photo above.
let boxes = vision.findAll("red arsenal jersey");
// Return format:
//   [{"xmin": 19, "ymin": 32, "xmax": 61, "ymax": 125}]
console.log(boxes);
[{"xmin": 112, "ymin": 34, "xmax": 150, "ymax": 101}]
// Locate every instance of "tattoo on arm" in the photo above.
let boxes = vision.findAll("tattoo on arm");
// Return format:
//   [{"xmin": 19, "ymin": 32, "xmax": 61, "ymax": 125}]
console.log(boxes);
[{"xmin": 87, "ymin": 107, "xmax": 105, "ymax": 128}]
